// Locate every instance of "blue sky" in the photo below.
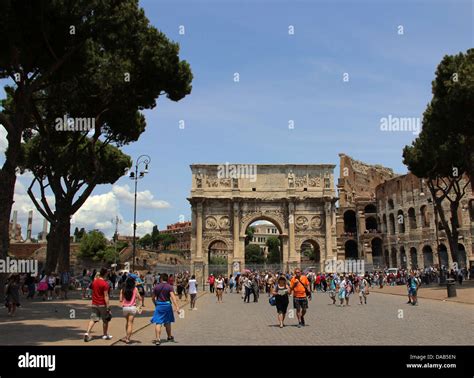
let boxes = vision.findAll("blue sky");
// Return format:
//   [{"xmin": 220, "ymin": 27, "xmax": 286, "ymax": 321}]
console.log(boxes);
[{"xmin": 1, "ymin": 0, "xmax": 472, "ymax": 237}]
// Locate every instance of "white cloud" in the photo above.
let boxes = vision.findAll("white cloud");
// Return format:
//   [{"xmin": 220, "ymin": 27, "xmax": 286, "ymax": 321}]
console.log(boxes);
[
  {"xmin": 10, "ymin": 180, "xmax": 164, "ymax": 239},
  {"xmin": 0, "ymin": 125, "xmax": 7, "ymax": 155},
  {"xmin": 112, "ymin": 184, "xmax": 170, "ymax": 209}
]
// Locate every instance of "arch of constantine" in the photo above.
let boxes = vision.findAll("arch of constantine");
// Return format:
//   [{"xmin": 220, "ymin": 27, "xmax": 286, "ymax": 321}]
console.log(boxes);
[{"xmin": 188, "ymin": 164, "xmax": 338, "ymax": 280}]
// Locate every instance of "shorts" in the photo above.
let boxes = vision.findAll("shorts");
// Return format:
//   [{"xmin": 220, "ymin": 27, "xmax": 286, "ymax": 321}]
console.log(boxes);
[
  {"xmin": 90, "ymin": 305, "xmax": 109, "ymax": 322},
  {"xmin": 177, "ymin": 285, "xmax": 184, "ymax": 295},
  {"xmin": 328, "ymin": 290, "xmax": 336, "ymax": 298},
  {"xmin": 358, "ymin": 290, "xmax": 366, "ymax": 297},
  {"xmin": 293, "ymin": 297, "xmax": 308, "ymax": 310},
  {"xmin": 122, "ymin": 306, "xmax": 137, "ymax": 316},
  {"xmin": 408, "ymin": 288, "xmax": 416, "ymax": 296}
]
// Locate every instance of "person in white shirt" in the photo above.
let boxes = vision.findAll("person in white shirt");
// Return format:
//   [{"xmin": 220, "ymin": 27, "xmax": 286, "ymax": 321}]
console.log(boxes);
[
  {"xmin": 215, "ymin": 275, "xmax": 225, "ymax": 303},
  {"xmin": 188, "ymin": 275, "xmax": 198, "ymax": 310}
]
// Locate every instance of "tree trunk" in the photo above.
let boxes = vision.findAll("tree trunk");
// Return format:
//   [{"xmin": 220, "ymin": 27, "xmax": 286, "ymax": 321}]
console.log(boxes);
[
  {"xmin": 57, "ymin": 216, "xmax": 71, "ymax": 273},
  {"xmin": 45, "ymin": 212, "xmax": 71, "ymax": 273},
  {"xmin": 45, "ymin": 223, "xmax": 61, "ymax": 274},
  {"xmin": 449, "ymin": 201, "xmax": 460, "ymax": 266},
  {"xmin": 0, "ymin": 115, "xmax": 24, "ymax": 302}
]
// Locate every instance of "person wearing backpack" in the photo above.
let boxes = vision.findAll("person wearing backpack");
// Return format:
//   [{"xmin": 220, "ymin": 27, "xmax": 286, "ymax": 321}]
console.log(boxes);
[{"xmin": 289, "ymin": 268, "xmax": 311, "ymax": 328}]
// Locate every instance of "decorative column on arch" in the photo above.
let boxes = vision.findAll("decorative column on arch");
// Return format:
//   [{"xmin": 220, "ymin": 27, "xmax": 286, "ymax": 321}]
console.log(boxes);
[
  {"xmin": 288, "ymin": 201, "xmax": 296, "ymax": 266},
  {"xmin": 324, "ymin": 201, "xmax": 333, "ymax": 263},
  {"xmin": 196, "ymin": 201, "xmax": 203, "ymax": 260},
  {"xmin": 232, "ymin": 201, "xmax": 242, "ymax": 265}
]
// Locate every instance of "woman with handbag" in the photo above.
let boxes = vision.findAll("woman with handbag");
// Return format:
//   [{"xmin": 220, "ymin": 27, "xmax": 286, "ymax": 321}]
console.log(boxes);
[
  {"xmin": 272, "ymin": 275, "xmax": 290, "ymax": 328},
  {"xmin": 120, "ymin": 277, "xmax": 142, "ymax": 344}
]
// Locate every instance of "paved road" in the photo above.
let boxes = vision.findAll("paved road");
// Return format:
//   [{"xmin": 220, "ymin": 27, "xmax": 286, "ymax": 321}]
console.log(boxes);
[{"xmin": 124, "ymin": 290, "xmax": 474, "ymax": 346}]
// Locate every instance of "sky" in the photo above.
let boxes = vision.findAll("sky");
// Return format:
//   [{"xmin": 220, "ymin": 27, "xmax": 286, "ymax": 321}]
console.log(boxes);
[{"xmin": 1, "ymin": 0, "xmax": 472, "ymax": 239}]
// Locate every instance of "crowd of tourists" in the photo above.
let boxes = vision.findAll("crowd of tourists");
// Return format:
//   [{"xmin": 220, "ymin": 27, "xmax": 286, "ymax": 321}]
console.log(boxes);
[{"xmin": 3, "ymin": 262, "xmax": 472, "ymax": 342}]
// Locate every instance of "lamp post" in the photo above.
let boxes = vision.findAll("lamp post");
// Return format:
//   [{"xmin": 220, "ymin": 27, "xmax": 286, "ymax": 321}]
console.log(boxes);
[{"xmin": 129, "ymin": 154, "xmax": 151, "ymax": 271}]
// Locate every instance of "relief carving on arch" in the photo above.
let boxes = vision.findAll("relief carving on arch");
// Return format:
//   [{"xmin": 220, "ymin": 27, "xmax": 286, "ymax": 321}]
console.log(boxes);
[
  {"xmin": 295, "ymin": 216, "xmax": 309, "ymax": 230},
  {"xmin": 310, "ymin": 215, "xmax": 323, "ymax": 229},
  {"xmin": 203, "ymin": 235, "xmax": 232, "ymax": 251},
  {"xmin": 205, "ymin": 216, "xmax": 218, "ymax": 229}
]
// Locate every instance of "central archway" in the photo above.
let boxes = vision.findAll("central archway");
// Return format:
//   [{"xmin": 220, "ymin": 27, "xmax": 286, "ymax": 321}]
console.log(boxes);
[{"xmin": 300, "ymin": 239, "xmax": 321, "ymax": 271}]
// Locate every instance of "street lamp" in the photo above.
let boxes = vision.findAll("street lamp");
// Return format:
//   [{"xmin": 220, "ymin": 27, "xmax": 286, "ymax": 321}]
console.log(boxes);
[{"xmin": 130, "ymin": 154, "xmax": 151, "ymax": 271}]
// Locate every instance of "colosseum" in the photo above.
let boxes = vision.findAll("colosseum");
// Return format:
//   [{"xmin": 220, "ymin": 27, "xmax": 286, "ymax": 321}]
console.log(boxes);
[{"xmin": 337, "ymin": 153, "xmax": 473, "ymax": 271}]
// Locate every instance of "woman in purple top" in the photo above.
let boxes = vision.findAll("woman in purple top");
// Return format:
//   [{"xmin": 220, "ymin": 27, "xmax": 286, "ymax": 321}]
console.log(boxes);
[{"xmin": 151, "ymin": 273, "xmax": 180, "ymax": 345}]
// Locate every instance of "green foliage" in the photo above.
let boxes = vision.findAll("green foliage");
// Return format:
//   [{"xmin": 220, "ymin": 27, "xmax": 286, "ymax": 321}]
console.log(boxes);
[
  {"xmin": 209, "ymin": 256, "xmax": 227, "ymax": 265},
  {"xmin": 79, "ymin": 230, "xmax": 107, "ymax": 260},
  {"xmin": 245, "ymin": 226, "xmax": 256, "ymax": 246},
  {"xmin": 245, "ymin": 244, "xmax": 265, "ymax": 264},
  {"xmin": 403, "ymin": 49, "xmax": 473, "ymax": 180},
  {"xmin": 158, "ymin": 234, "xmax": 176, "ymax": 250},
  {"xmin": 139, "ymin": 233, "xmax": 152, "ymax": 248},
  {"xmin": 266, "ymin": 236, "xmax": 281, "ymax": 263},
  {"xmin": 151, "ymin": 226, "xmax": 160, "ymax": 248}
]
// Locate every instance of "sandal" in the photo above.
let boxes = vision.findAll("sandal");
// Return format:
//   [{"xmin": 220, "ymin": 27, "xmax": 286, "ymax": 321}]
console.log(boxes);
[{"xmin": 167, "ymin": 336, "xmax": 175, "ymax": 342}]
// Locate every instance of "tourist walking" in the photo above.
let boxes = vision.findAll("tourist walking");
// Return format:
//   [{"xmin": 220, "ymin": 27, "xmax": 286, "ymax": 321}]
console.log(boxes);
[
  {"xmin": 229, "ymin": 275, "xmax": 235, "ymax": 293},
  {"xmin": 215, "ymin": 274, "xmax": 225, "ymax": 303},
  {"xmin": 151, "ymin": 273, "xmax": 180, "ymax": 346},
  {"xmin": 119, "ymin": 277, "xmax": 142, "ymax": 344},
  {"xmin": 338, "ymin": 275, "xmax": 346, "ymax": 307},
  {"xmin": 84, "ymin": 268, "xmax": 112, "ymax": 342},
  {"xmin": 6, "ymin": 274, "xmax": 20, "ymax": 317},
  {"xmin": 289, "ymin": 269, "xmax": 311, "ymax": 327},
  {"xmin": 272, "ymin": 275, "xmax": 290, "ymax": 328},
  {"xmin": 243, "ymin": 275, "xmax": 252, "ymax": 303},
  {"xmin": 208, "ymin": 274, "xmax": 215, "ymax": 293},
  {"xmin": 407, "ymin": 271, "xmax": 419, "ymax": 306},
  {"xmin": 24, "ymin": 273, "xmax": 36, "ymax": 299},
  {"xmin": 47, "ymin": 273, "xmax": 55, "ymax": 300},
  {"xmin": 145, "ymin": 271, "xmax": 154, "ymax": 297},
  {"xmin": 60, "ymin": 271, "xmax": 71, "ymax": 300},
  {"xmin": 358, "ymin": 275, "xmax": 369, "ymax": 305},
  {"xmin": 344, "ymin": 276, "xmax": 353, "ymax": 306},
  {"xmin": 328, "ymin": 274, "xmax": 337, "ymax": 304},
  {"xmin": 188, "ymin": 275, "xmax": 198, "ymax": 310}
]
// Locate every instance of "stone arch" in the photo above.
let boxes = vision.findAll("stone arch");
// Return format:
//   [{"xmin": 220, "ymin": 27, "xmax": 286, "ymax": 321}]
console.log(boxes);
[
  {"xmin": 300, "ymin": 239, "xmax": 321, "ymax": 264},
  {"xmin": 240, "ymin": 214, "xmax": 285, "ymax": 238},
  {"xmin": 438, "ymin": 243, "xmax": 448, "ymax": 268},
  {"xmin": 371, "ymin": 237, "xmax": 383, "ymax": 268},
  {"xmin": 343, "ymin": 210, "xmax": 357, "ymax": 234},
  {"xmin": 344, "ymin": 239, "xmax": 358, "ymax": 260},
  {"xmin": 400, "ymin": 246, "xmax": 407, "ymax": 269},
  {"xmin": 408, "ymin": 207, "xmax": 417, "ymax": 230},
  {"xmin": 422, "ymin": 245, "xmax": 434, "ymax": 268},
  {"xmin": 206, "ymin": 238, "xmax": 232, "ymax": 264},
  {"xmin": 410, "ymin": 247, "xmax": 418, "ymax": 269},
  {"xmin": 458, "ymin": 243, "xmax": 467, "ymax": 268},
  {"xmin": 390, "ymin": 246, "xmax": 398, "ymax": 267},
  {"xmin": 397, "ymin": 209, "xmax": 405, "ymax": 233}
]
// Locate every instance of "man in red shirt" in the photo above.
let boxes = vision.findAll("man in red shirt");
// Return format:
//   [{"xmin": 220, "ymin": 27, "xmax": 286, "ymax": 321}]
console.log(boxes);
[{"xmin": 84, "ymin": 268, "xmax": 112, "ymax": 342}]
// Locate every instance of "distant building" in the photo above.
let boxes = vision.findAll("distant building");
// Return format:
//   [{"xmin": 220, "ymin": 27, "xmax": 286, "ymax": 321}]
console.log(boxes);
[
  {"xmin": 249, "ymin": 224, "xmax": 279, "ymax": 257},
  {"xmin": 159, "ymin": 221, "xmax": 191, "ymax": 252}
]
